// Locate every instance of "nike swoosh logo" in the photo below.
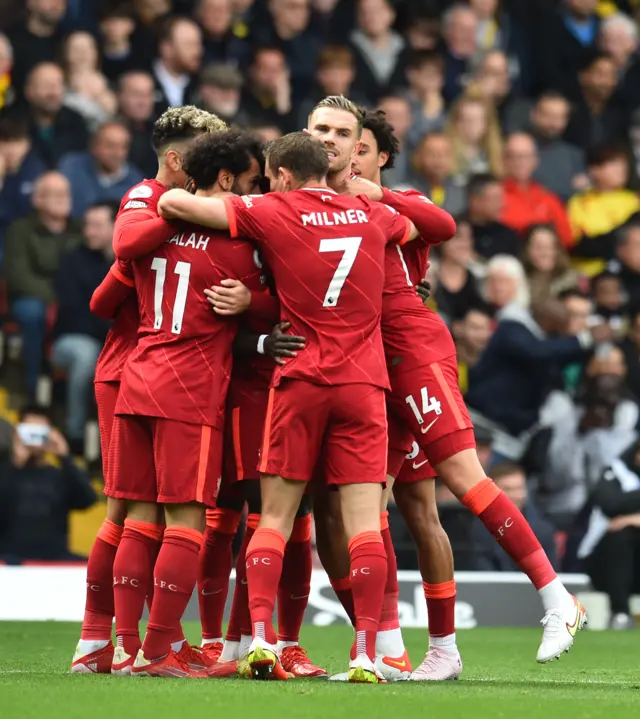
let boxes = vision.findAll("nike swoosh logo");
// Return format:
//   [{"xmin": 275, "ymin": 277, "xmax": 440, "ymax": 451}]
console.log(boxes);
[
  {"xmin": 420, "ymin": 417, "xmax": 439, "ymax": 434},
  {"xmin": 413, "ymin": 459, "xmax": 429, "ymax": 469},
  {"xmin": 201, "ymin": 588, "xmax": 223, "ymax": 596},
  {"xmin": 383, "ymin": 657, "xmax": 409, "ymax": 671},
  {"xmin": 565, "ymin": 599, "xmax": 584, "ymax": 636},
  {"xmin": 289, "ymin": 594, "xmax": 309, "ymax": 601},
  {"xmin": 241, "ymin": 578, "xmax": 248, "ymax": 585}
]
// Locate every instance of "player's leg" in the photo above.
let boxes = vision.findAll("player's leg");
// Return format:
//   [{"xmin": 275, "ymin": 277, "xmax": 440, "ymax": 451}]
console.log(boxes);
[
  {"xmin": 72, "ymin": 381, "xmax": 124, "ymax": 673},
  {"xmin": 328, "ymin": 385, "xmax": 389, "ymax": 684},
  {"xmin": 109, "ymin": 415, "xmax": 162, "ymax": 674},
  {"xmin": 396, "ymin": 357, "xmax": 587, "ymax": 662},
  {"xmin": 134, "ymin": 419, "xmax": 220, "ymax": 677},
  {"xmin": 393, "ymin": 472, "xmax": 462, "ymax": 681}
]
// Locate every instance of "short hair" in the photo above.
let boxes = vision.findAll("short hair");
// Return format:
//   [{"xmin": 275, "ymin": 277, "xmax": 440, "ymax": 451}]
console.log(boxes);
[
  {"xmin": 601, "ymin": 12, "xmax": 638, "ymax": 41},
  {"xmin": 578, "ymin": 49, "xmax": 615, "ymax": 73},
  {"xmin": 586, "ymin": 144, "xmax": 628, "ymax": 167},
  {"xmin": 251, "ymin": 45, "xmax": 285, "ymax": 65},
  {"xmin": 157, "ymin": 15, "xmax": 198, "ymax": 45},
  {"xmin": 467, "ymin": 172, "xmax": 499, "ymax": 198},
  {"xmin": 592, "ymin": 269, "xmax": 623, "ymax": 288},
  {"xmin": 151, "ymin": 105, "xmax": 227, "ymax": 153},
  {"xmin": 557, "ymin": 288, "xmax": 590, "ymax": 303},
  {"xmin": 309, "ymin": 95, "xmax": 364, "ymax": 137},
  {"xmin": 490, "ymin": 461, "xmax": 526, "ymax": 480},
  {"xmin": 85, "ymin": 201, "xmax": 119, "ymax": 219},
  {"xmin": 18, "ymin": 404, "xmax": 51, "ymax": 423},
  {"xmin": 464, "ymin": 301, "xmax": 494, "ymax": 320},
  {"xmin": 265, "ymin": 131, "xmax": 328, "ymax": 182},
  {"xmin": 407, "ymin": 50, "xmax": 444, "ymax": 72},
  {"xmin": 485, "ymin": 254, "xmax": 530, "ymax": 309},
  {"xmin": 183, "ymin": 130, "xmax": 264, "ymax": 190},
  {"xmin": 361, "ymin": 109, "xmax": 400, "ymax": 171},
  {"xmin": 535, "ymin": 89, "xmax": 569, "ymax": 106},
  {"xmin": 317, "ymin": 45, "xmax": 354, "ymax": 70},
  {"xmin": 0, "ymin": 111, "xmax": 29, "ymax": 141},
  {"xmin": 100, "ymin": 2, "xmax": 134, "ymax": 22}
]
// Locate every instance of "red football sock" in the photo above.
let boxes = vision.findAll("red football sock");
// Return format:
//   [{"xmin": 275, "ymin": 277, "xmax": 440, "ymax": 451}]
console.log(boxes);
[
  {"xmin": 277, "ymin": 515, "xmax": 312, "ymax": 643},
  {"xmin": 113, "ymin": 519, "xmax": 163, "ymax": 657},
  {"xmin": 379, "ymin": 512, "xmax": 400, "ymax": 632},
  {"xmin": 349, "ymin": 531, "xmax": 387, "ymax": 661},
  {"xmin": 424, "ymin": 580, "xmax": 456, "ymax": 638},
  {"xmin": 462, "ymin": 479, "xmax": 557, "ymax": 589},
  {"xmin": 199, "ymin": 508, "xmax": 242, "ymax": 641},
  {"xmin": 225, "ymin": 520, "xmax": 256, "ymax": 642},
  {"xmin": 81, "ymin": 519, "xmax": 123, "ymax": 641},
  {"xmin": 246, "ymin": 527, "xmax": 286, "ymax": 645},
  {"xmin": 330, "ymin": 576, "xmax": 356, "ymax": 626},
  {"xmin": 142, "ymin": 526, "xmax": 203, "ymax": 660}
]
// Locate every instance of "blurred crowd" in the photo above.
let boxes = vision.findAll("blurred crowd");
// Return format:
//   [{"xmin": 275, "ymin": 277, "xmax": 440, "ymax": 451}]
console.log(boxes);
[{"xmin": 0, "ymin": 0, "xmax": 639, "ymax": 626}]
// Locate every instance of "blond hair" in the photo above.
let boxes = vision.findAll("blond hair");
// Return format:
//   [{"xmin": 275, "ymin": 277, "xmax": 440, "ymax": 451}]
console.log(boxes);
[
  {"xmin": 151, "ymin": 105, "xmax": 227, "ymax": 152},
  {"xmin": 446, "ymin": 87, "xmax": 503, "ymax": 178},
  {"xmin": 308, "ymin": 95, "xmax": 364, "ymax": 137}
]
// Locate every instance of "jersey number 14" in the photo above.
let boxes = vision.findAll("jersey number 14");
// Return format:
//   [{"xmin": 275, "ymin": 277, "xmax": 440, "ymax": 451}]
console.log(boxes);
[{"xmin": 151, "ymin": 257, "xmax": 191, "ymax": 335}]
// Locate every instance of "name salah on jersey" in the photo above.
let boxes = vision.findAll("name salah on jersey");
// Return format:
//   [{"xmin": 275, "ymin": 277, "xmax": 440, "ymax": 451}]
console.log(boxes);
[{"xmin": 166, "ymin": 231, "xmax": 212, "ymax": 251}]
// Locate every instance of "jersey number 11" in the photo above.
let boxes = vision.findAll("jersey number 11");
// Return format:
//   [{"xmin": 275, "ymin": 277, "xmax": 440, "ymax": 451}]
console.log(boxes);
[{"xmin": 151, "ymin": 257, "xmax": 191, "ymax": 335}]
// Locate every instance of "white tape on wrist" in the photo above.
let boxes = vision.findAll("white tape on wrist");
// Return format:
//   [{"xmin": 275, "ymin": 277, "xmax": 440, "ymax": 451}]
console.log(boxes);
[{"xmin": 257, "ymin": 334, "xmax": 268, "ymax": 355}]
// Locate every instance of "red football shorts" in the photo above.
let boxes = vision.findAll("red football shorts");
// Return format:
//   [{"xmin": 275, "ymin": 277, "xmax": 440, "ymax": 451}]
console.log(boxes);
[
  {"xmin": 109, "ymin": 415, "xmax": 222, "ymax": 507},
  {"xmin": 223, "ymin": 383, "xmax": 269, "ymax": 483},
  {"xmin": 386, "ymin": 409, "xmax": 435, "ymax": 483},
  {"xmin": 387, "ymin": 354, "xmax": 475, "ymax": 467},
  {"xmin": 95, "ymin": 380, "xmax": 120, "ymax": 496},
  {"xmin": 259, "ymin": 379, "xmax": 387, "ymax": 486}
]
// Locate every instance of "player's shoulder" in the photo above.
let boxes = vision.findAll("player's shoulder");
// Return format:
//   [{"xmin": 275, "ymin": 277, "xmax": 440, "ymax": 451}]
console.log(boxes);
[{"xmin": 118, "ymin": 179, "xmax": 166, "ymax": 213}]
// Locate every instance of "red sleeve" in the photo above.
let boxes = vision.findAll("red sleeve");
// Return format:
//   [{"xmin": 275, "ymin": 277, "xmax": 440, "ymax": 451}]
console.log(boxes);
[
  {"xmin": 550, "ymin": 196, "xmax": 573, "ymax": 248},
  {"xmin": 90, "ymin": 261, "xmax": 135, "ymax": 319},
  {"xmin": 369, "ymin": 200, "xmax": 412, "ymax": 244},
  {"xmin": 248, "ymin": 290, "xmax": 280, "ymax": 323},
  {"xmin": 380, "ymin": 187, "xmax": 456, "ymax": 244},
  {"xmin": 113, "ymin": 211, "xmax": 176, "ymax": 260},
  {"xmin": 223, "ymin": 194, "xmax": 274, "ymax": 243}
]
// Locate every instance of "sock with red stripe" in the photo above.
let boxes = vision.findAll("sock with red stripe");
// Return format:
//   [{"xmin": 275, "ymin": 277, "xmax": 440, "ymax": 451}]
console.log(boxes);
[
  {"xmin": 142, "ymin": 527, "xmax": 203, "ymax": 660},
  {"xmin": 113, "ymin": 519, "xmax": 164, "ymax": 658},
  {"xmin": 199, "ymin": 508, "xmax": 242, "ymax": 643},
  {"xmin": 225, "ymin": 516, "xmax": 258, "ymax": 643},
  {"xmin": 329, "ymin": 576, "xmax": 356, "ymax": 626},
  {"xmin": 461, "ymin": 479, "xmax": 571, "ymax": 611},
  {"xmin": 377, "ymin": 512, "xmax": 405, "ymax": 657},
  {"xmin": 246, "ymin": 527, "xmax": 286, "ymax": 645},
  {"xmin": 424, "ymin": 580, "xmax": 457, "ymax": 649},
  {"xmin": 277, "ymin": 515, "xmax": 312, "ymax": 643},
  {"xmin": 81, "ymin": 519, "xmax": 123, "ymax": 643},
  {"xmin": 349, "ymin": 531, "xmax": 387, "ymax": 662}
]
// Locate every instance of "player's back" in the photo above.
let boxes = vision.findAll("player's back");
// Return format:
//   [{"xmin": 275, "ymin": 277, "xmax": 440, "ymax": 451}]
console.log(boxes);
[
  {"xmin": 226, "ymin": 188, "xmax": 410, "ymax": 389},
  {"xmin": 118, "ymin": 224, "xmax": 261, "ymax": 427}
]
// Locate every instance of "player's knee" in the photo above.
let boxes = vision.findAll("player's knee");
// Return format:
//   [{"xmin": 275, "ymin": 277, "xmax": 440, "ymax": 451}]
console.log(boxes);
[
  {"xmin": 164, "ymin": 502, "xmax": 205, "ymax": 531},
  {"xmin": 394, "ymin": 481, "xmax": 440, "ymax": 533},
  {"xmin": 126, "ymin": 501, "xmax": 159, "ymax": 524}
]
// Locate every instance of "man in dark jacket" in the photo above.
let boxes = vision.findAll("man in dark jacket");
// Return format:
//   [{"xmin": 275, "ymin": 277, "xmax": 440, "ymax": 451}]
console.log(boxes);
[
  {"xmin": 0, "ymin": 405, "xmax": 96, "ymax": 562},
  {"xmin": 51, "ymin": 202, "xmax": 114, "ymax": 453}
]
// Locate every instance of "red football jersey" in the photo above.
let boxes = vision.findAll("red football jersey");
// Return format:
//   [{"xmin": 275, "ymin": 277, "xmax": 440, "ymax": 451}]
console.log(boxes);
[
  {"xmin": 116, "ymin": 225, "xmax": 263, "ymax": 428},
  {"xmin": 382, "ymin": 190, "xmax": 455, "ymax": 369},
  {"xmin": 116, "ymin": 178, "xmax": 167, "ymax": 221},
  {"xmin": 224, "ymin": 188, "xmax": 411, "ymax": 389}
]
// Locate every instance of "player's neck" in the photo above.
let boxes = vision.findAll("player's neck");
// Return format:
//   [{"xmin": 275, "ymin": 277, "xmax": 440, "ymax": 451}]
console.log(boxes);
[
  {"xmin": 155, "ymin": 168, "xmax": 181, "ymax": 189},
  {"xmin": 327, "ymin": 165, "xmax": 352, "ymax": 194}
]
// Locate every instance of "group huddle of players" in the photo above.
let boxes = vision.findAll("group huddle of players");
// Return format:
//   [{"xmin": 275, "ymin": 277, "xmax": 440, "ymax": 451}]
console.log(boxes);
[{"xmin": 69, "ymin": 97, "xmax": 587, "ymax": 683}]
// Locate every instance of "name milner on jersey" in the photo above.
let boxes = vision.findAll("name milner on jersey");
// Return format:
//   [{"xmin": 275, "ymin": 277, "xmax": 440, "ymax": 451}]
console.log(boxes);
[{"xmin": 301, "ymin": 209, "xmax": 370, "ymax": 227}]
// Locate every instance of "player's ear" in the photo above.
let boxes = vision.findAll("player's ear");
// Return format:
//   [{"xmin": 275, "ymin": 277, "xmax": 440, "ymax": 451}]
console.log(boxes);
[
  {"xmin": 378, "ymin": 151, "xmax": 389, "ymax": 170},
  {"xmin": 353, "ymin": 139, "xmax": 363, "ymax": 157},
  {"xmin": 165, "ymin": 149, "xmax": 182, "ymax": 173},
  {"xmin": 218, "ymin": 168, "xmax": 234, "ymax": 192}
]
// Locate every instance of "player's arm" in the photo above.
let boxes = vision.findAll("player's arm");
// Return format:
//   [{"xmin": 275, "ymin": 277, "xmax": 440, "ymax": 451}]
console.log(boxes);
[
  {"xmin": 379, "ymin": 187, "xmax": 456, "ymax": 244},
  {"xmin": 234, "ymin": 322, "xmax": 306, "ymax": 365},
  {"xmin": 113, "ymin": 210, "xmax": 177, "ymax": 260},
  {"xmin": 158, "ymin": 189, "xmax": 231, "ymax": 230},
  {"xmin": 205, "ymin": 281, "xmax": 281, "ymax": 321},
  {"xmin": 90, "ymin": 260, "xmax": 135, "ymax": 319}
]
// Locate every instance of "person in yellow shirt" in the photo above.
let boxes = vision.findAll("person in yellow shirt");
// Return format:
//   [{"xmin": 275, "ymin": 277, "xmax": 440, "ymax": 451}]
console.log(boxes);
[{"xmin": 567, "ymin": 145, "xmax": 640, "ymax": 276}]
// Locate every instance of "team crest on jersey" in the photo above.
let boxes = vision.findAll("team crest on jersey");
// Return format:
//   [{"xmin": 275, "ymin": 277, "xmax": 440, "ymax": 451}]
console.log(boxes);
[
  {"xmin": 123, "ymin": 200, "xmax": 148, "ymax": 209},
  {"xmin": 129, "ymin": 184, "xmax": 153, "ymax": 199}
]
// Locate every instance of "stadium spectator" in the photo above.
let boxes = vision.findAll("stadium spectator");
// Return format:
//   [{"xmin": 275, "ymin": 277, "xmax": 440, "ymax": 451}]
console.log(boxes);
[
  {"xmin": 526, "ymin": 91, "xmax": 589, "ymax": 202},
  {"xmin": 59, "ymin": 121, "xmax": 143, "ymax": 218},
  {"xmin": 466, "ymin": 173, "xmax": 520, "ymax": 258},
  {"xmin": 522, "ymin": 224, "xmax": 580, "ymax": 305},
  {"xmin": 469, "ymin": 461, "xmax": 557, "ymax": 571},
  {"xmin": 24, "ymin": 62, "xmax": 89, "ymax": 167},
  {"xmin": 482, "ymin": 253, "xmax": 530, "ymax": 311},
  {"xmin": 446, "ymin": 92, "xmax": 503, "ymax": 184},
  {"xmin": 51, "ymin": 203, "xmax": 114, "ymax": 454},
  {"xmin": 7, "ymin": 0, "xmax": 67, "ymax": 94},
  {"xmin": 404, "ymin": 12, "xmax": 440, "ymax": 53},
  {"xmin": 439, "ymin": 3, "xmax": 478, "ymax": 102},
  {"xmin": 116, "ymin": 71, "xmax": 157, "ymax": 178},
  {"xmin": 196, "ymin": 0, "xmax": 250, "ymax": 68},
  {"xmin": 598, "ymin": 12, "xmax": 640, "ymax": 112},
  {"xmin": 434, "ymin": 219, "xmax": 484, "ymax": 323},
  {"xmin": 608, "ymin": 218, "xmax": 640, "ymax": 305},
  {"xmin": 152, "ymin": 16, "xmax": 202, "ymax": 114},
  {"xmin": 98, "ymin": 4, "xmax": 138, "ymax": 82},
  {"xmin": 621, "ymin": 305, "xmax": 640, "ymax": 402},
  {"xmin": 0, "ymin": 33, "xmax": 14, "ymax": 110},
  {"xmin": 568, "ymin": 145, "xmax": 640, "ymax": 273},
  {"xmin": 0, "ymin": 113, "xmax": 47, "ymax": 255},
  {"xmin": 455, "ymin": 304, "xmax": 494, "ymax": 394},
  {"xmin": 4, "ymin": 172, "xmax": 81, "ymax": 400},
  {"xmin": 590, "ymin": 271, "xmax": 628, "ymax": 339},
  {"xmin": 404, "ymin": 51, "xmax": 446, "ymax": 150},
  {"xmin": 564, "ymin": 51, "xmax": 629, "ymax": 152},
  {"xmin": 500, "ymin": 132, "xmax": 573, "ymax": 246},
  {"xmin": 0, "ymin": 404, "xmax": 96, "ymax": 562},
  {"xmin": 410, "ymin": 132, "xmax": 466, "ymax": 216},
  {"xmin": 196, "ymin": 63, "xmax": 248, "ymax": 127},
  {"xmin": 239, "ymin": 46, "xmax": 294, "ymax": 132},
  {"xmin": 377, "ymin": 95, "xmax": 412, "ymax": 186},
  {"xmin": 578, "ymin": 441, "xmax": 640, "ymax": 630},
  {"xmin": 349, "ymin": 0, "xmax": 408, "ymax": 105}
]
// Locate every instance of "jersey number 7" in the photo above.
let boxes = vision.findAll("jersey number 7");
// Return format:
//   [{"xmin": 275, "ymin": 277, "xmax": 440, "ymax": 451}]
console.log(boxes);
[
  {"xmin": 151, "ymin": 257, "xmax": 191, "ymax": 335},
  {"xmin": 319, "ymin": 236, "xmax": 362, "ymax": 307}
]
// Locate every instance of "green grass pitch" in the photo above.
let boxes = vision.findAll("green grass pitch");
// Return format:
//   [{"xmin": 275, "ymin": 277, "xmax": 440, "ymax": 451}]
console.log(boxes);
[{"xmin": 1, "ymin": 623, "xmax": 639, "ymax": 719}]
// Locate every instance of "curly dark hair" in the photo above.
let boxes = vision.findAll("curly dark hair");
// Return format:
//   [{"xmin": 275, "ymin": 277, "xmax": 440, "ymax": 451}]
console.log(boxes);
[
  {"xmin": 361, "ymin": 109, "xmax": 400, "ymax": 171},
  {"xmin": 183, "ymin": 129, "xmax": 264, "ymax": 190}
]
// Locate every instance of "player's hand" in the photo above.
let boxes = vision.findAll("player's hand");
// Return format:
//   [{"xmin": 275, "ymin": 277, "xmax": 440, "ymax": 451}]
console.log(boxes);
[
  {"xmin": 416, "ymin": 279, "xmax": 431, "ymax": 302},
  {"xmin": 264, "ymin": 321, "xmax": 306, "ymax": 365},
  {"xmin": 45, "ymin": 427, "xmax": 70, "ymax": 457},
  {"xmin": 608, "ymin": 513, "xmax": 640, "ymax": 532},
  {"xmin": 205, "ymin": 279, "xmax": 251, "ymax": 316},
  {"xmin": 343, "ymin": 176, "xmax": 383, "ymax": 202},
  {"xmin": 184, "ymin": 177, "xmax": 197, "ymax": 194}
]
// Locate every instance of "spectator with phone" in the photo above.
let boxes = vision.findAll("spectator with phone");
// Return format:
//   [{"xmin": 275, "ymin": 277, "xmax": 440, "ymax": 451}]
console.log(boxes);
[{"xmin": 0, "ymin": 406, "xmax": 96, "ymax": 563}]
